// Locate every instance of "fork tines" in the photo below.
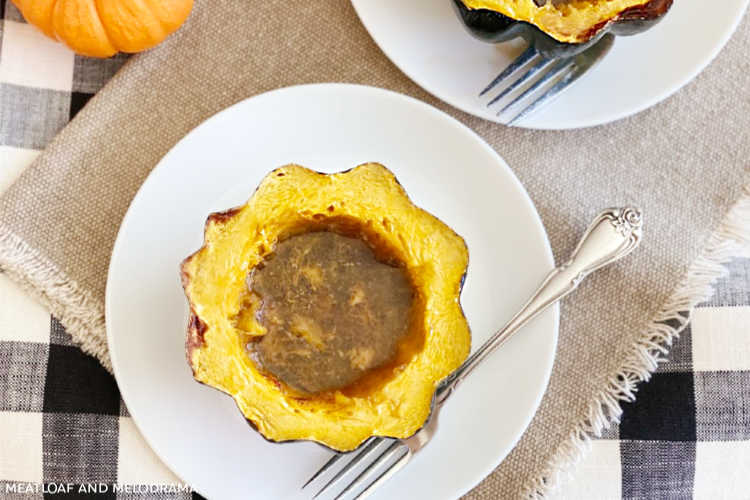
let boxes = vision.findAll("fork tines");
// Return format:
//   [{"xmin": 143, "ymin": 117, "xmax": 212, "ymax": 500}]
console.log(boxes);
[
  {"xmin": 304, "ymin": 438, "xmax": 410, "ymax": 500},
  {"xmin": 482, "ymin": 34, "xmax": 615, "ymax": 126}
]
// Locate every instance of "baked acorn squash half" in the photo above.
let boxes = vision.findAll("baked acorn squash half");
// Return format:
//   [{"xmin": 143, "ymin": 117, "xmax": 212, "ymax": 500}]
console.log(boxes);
[
  {"xmin": 180, "ymin": 163, "xmax": 470, "ymax": 452},
  {"xmin": 454, "ymin": 0, "xmax": 673, "ymax": 58}
]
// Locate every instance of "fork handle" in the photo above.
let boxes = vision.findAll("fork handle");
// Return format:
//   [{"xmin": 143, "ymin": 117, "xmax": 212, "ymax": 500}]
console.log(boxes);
[{"xmin": 435, "ymin": 207, "xmax": 643, "ymax": 405}]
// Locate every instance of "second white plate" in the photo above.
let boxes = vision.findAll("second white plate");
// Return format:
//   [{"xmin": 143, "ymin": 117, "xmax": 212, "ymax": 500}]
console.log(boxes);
[{"xmin": 352, "ymin": 0, "xmax": 749, "ymax": 129}]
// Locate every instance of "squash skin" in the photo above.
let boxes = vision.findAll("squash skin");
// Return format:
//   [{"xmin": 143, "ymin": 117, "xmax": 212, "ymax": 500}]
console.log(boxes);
[
  {"xmin": 454, "ymin": 0, "xmax": 673, "ymax": 58},
  {"xmin": 11, "ymin": 0, "xmax": 193, "ymax": 58},
  {"xmin": 180, "ymin": 163, "xmax": 470, "ymax": 452}
]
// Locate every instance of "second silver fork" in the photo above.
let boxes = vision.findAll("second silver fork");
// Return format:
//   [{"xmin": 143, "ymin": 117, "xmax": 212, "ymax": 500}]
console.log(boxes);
[{"xmin": 483, "ymin": 34, "xmax": 615, "ymax": 125}]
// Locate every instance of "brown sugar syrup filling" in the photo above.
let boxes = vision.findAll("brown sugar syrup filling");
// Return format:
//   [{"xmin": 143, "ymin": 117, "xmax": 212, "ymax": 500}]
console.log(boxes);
[{"xmin": 239, "ymin": 216, "xmax": 425, "ymax": 398}]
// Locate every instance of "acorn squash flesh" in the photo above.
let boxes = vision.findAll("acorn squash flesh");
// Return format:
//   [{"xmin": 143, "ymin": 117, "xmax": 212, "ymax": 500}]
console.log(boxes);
[{"xmin": 180, "ymin": 163, "xmax": 470, "ymax": 451}]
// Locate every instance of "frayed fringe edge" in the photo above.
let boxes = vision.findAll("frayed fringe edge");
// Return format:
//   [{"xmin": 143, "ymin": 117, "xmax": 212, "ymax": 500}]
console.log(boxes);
[
  {"xmin": 523, "ymin": 180, "xmax": 750, "ymax": 499},
  {"xmin": 0, "ymin": 230, "xmax": 112, "ymax": 372}
]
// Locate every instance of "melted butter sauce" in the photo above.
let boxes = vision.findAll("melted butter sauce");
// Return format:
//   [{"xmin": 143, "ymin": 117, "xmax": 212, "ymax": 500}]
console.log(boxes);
[{"xmin": 246, "ymin": 231, "xmax": 414, "ymax": 394}]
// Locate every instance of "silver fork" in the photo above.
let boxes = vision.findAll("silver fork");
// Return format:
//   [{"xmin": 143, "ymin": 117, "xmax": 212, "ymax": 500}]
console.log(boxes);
[
  {"xmin": 483, "ymin": 34, "xmax": 615, "ymax": 125},
  {"xmin": 303, "ymin": 207, "xmax": 643, "ymax": 500}
]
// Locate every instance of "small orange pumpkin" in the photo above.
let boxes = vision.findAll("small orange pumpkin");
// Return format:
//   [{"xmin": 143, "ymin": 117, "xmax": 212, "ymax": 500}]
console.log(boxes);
[{"xmin": 11, "ymin": 0, "xmax": 193, "ymax": 58}]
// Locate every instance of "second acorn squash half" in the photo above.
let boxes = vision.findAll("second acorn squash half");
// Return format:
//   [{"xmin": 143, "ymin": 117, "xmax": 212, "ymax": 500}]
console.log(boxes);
[
  {"xmin": 456, "ymin": 0, "xmax": 673, "ymax": 57},
  {"xmin": 180, "ymin": 163, "xmax": 470, "ymax": 451}
]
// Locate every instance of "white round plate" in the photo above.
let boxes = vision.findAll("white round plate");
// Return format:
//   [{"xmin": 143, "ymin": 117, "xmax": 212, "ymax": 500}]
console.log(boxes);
[
  {"xmin": 352, "ymin": 0, "xmax": 750, "ymax": 129},
  {"xmin": 106, "ymin": 84, "xmax": 558, "ymax": 500}
]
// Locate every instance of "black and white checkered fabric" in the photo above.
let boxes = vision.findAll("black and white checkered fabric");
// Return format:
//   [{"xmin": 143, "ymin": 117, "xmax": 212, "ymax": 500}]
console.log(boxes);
[
  {"xmin": 1, "ymin": 2, "xmax": 749, "ymax": 498},
  {"xmin": 552, "ymin": 258, "xmax": 750, "ymax": 499}
]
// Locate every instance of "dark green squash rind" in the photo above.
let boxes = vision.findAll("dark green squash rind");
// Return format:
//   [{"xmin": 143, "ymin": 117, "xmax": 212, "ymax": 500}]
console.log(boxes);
[{"xmin": 453, "ymin": 0, "xmax": 673, "ymax": 58}]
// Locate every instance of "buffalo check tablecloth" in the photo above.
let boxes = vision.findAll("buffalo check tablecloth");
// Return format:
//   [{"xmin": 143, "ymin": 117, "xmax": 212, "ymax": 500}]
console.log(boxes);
[{"xmin": 1, "ymin": 2, "xmax": 750, "ymax": 499}]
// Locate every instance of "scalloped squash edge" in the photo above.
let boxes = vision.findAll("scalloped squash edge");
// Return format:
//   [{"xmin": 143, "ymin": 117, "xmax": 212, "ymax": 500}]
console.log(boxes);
[{"xmin": 180, "ymin": 163, "xmax": 470, "ymax": 451}]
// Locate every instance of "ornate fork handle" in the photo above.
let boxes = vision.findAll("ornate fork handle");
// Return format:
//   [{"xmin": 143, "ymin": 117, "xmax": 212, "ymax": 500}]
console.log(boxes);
[{"xmin": 436, "ymin": 207, "xmax": 643, "ymax": 405}]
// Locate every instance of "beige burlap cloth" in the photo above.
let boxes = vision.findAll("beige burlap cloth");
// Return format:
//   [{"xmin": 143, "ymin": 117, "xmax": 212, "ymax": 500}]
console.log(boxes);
[{"xmin": 1, "ymin": 0, "xmax": 749, "ymax": 497}]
